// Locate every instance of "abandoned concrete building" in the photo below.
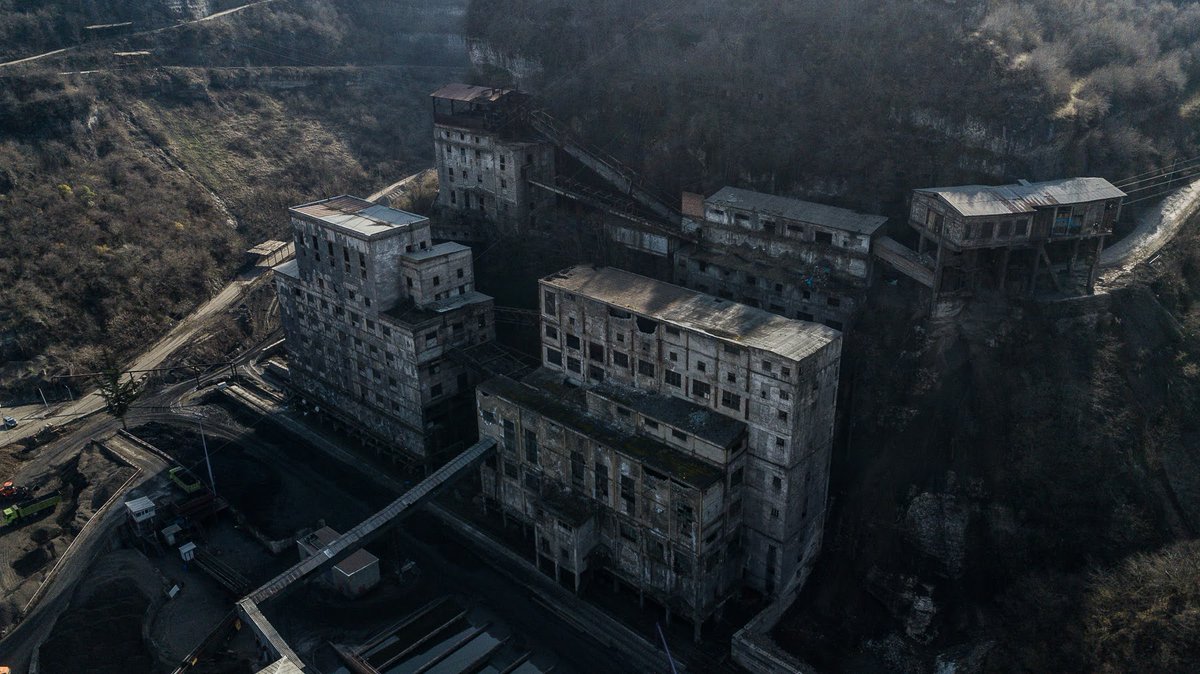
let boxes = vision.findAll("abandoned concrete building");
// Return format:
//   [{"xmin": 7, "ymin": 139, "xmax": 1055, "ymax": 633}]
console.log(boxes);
[
  {"xmin": 902, "ymin": 177, "xmax": 1125, "ymax": 308},
  {"xmin": 431, "ymin": 84, "xmax": 557, "ymax": 240},
  {"xmin": 677, "ymin": 187, "xmax": 888, "ymax": 330},
  {"xmin": 430, "ymin": 83, "xmax": 892, "ymax": 330},
  {"xmin": 274, "ymin": 195, "xmax": 496, "ymax": 460},
  {"xmin": 475, "ymin": 265, "xmax": 841, "ymax": 638}
]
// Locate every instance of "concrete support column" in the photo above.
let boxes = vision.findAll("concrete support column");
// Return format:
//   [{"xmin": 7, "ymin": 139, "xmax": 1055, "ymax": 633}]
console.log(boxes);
[
  {"xmin": 1087, "ymin": 237, "xmax": 1104, "ymax": 293},
  {"xmin": 1029, "ymin": 245, "xmax": 1043, "ymax": 296}
]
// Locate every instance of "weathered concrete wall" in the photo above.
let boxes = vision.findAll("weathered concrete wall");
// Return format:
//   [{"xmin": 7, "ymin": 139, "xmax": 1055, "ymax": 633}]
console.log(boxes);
[
  {"xmin": 434, "ymin": 123, "xmax": 555, "ymax": 232},
  {"xmin": 538, "ymin": 276, "xmax": 841, "ymax": 595}
]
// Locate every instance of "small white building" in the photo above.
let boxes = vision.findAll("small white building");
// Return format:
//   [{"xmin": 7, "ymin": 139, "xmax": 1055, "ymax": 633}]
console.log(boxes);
[
  {"xmin": 125, "ymin": 496, "xmax": 156, "ymax": 535},
  {"xmin": 295, "ymin": 526, "xmax": 380, "ymax": 598},
  {"xmin": 333, "ymin": 549, "xmax": 381, "ymax": 598}
]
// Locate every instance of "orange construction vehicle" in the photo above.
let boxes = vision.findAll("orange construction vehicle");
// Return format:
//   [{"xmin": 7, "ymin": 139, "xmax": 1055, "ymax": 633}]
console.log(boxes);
[{"xmin": 0, "ymin": 481, "xmax": 31, "ymax": 503}]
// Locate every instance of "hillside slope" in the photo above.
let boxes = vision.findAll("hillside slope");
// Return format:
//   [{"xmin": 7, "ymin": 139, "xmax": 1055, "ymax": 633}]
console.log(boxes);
[
  {"xmin": 464, "ymin": 0, "xmax": 1200, "ymax": 215},
  {"xmin": 0, "ymin": 0, "xmax": 466, "ymax": 395},
  {"xmin": 774, "ymin": 210, "xmax": 1200, "ymax": 672}
]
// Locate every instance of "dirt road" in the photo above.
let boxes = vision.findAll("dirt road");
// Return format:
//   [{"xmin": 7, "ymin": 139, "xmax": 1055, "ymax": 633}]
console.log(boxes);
[
  {"xmin": 0, "ymin": 432, "xmax": 168, "ymax": 672},
  {"xmin": 1097, "ymin": 177, "xmax": 1200, "ymax": 288},
  {"xmin": 0, "ymin": 276, "xmax": 257, "ymax": 450}
]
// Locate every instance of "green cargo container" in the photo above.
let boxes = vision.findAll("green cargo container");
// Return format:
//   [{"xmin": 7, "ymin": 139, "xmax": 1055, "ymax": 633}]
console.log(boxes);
[{"xmin": 1, "ymin": 493, "xmax": 61, "ymax": 527}]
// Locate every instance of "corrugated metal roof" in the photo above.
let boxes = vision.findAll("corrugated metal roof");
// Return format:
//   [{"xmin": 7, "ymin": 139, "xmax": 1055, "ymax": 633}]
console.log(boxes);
[
  {"xmin": 430, "ymin": 83, "xmax": 514, "ymax": 103},
  {"xmin": 247, "ymin": 240, "xmax": 288, "ymax": 256},
  {"xmin": 706, "ymin": 187, "xmax": 887, "ymax": 235},
  {"xmin": 917, "ymin": 177, "xmax": 1126, "ymax": 218},
  {"xmin": 290, "ymin": 195, "xmax": 426, "ymax": 239},
  {"xmin": 541, "ymin": 266, "xmax": 839, "ymax": 362}
]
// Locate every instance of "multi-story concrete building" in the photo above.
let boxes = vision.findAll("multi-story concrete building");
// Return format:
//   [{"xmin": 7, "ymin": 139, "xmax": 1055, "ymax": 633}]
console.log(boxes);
[
  {"xmin": 676, "ymin": 187, "xmax": 888, "ymax": 330},
  {"xmin": 274, "ymin": 195, "xmax": 495, "ymax": 460},
  {"xmin": 431, "ymin": 84, "xmax": 556, "ymax": 238},
  {"xmin": 906, "ymin": 177, "xmax": 1125, "ymax": 304},
  {"xmin": 476, "ymin": 266, "xmax": 841, "ymax": 637}
]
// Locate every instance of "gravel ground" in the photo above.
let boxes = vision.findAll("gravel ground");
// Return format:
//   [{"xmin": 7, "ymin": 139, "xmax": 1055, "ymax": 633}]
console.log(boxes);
[{"xmin": 0, "ymin": 441, "xmax": 135, "ymax": 634}]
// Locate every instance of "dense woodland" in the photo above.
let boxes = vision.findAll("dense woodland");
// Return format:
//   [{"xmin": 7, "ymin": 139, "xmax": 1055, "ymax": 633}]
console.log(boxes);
[{"xmin": 466, "ymin": 0, "xmax": 1200, "ymax": 215}]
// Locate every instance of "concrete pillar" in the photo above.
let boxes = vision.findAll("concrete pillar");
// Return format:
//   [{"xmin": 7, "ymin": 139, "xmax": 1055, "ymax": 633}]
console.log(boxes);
[
  {"xmin": 1087, "ymin": 238, "xmax": 1105, "ymax": 293},
  {"xmin": 1029, "ymin": 245, "xmax": 1043, "ymax": 296},
  {"xmin": 574, "ymin": 570, "xmax": 581, "ymax": 595},
  {"xmin": 639, "ymin": 587, "xmax": 645, "ymax": 609},
  {"xmin": 998, "ymin": 246, "xmax": 1011, "ymax": 293},
  {"xmin": 693, "ymin": 615, "xmax": 702, "ymax": 643},
  {"xmin": 554, "ymin": 560, "xmax": 560, "ymax": 583}
]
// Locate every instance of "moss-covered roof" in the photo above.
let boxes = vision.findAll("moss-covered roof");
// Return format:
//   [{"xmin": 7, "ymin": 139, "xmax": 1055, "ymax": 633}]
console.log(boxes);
[{"xmin": 479, "ymin": 375, "xmax": 724, "ymax": 489}]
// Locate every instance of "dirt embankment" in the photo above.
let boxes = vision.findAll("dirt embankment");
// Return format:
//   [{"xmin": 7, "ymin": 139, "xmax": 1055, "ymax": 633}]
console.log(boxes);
[
  {"xmin": 38, "ymin": 565, "xmax": 155, "ymax": 674},
  {"xmin": 0, "ymin": 442, "xmax": 135, "ymax": 632},
  {"xmin": 130, "ymin": 415, "xmax": 386, "ymax": 541}
]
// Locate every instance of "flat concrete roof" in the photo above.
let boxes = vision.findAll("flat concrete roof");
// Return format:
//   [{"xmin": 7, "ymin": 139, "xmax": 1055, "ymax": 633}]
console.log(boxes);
[
  {"xmin": 381, "ymin": 290, "xmax": 493, "ymax": 327},
  {"xmin": 706, "ymin": 186, "xmax": 887, "ymax": 235},
  {"xmin": 291, "ymin": 195, "xmax": 427, "ymax": 240},
  {"xmin": 541, "ymin": 266, "xmax": 839, "ymax": 362},
  {"xmin": 401, "ymin": 242, "xmax": 471, "ymax": 263},
  {"xmin": 300, "ymin": 526, "xmax": 339, "ymax": 551},
  {"xmin": 916, "ymin": 177, "xmax": 1126, "ymax": 218},
  {"xmin": 480, "ymin": 374, "xmax": 725, "ymax": 489},
  {"xmin": 334, "ymin": 548, "xmax": 378, "ymax": 576},
  {"xmin": 589, "ymin": 379, "xmax": 746, "ymax": 449}
]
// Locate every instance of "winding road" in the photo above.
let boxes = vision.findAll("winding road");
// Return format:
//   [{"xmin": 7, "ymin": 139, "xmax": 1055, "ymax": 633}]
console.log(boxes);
[{"xmin": 1097, "ymin": 177, "xmax": 1200, "ymax": 288}]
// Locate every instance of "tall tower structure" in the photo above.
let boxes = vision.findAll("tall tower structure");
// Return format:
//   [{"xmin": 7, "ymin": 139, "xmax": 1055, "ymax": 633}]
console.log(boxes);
[
  {"xmin": 274, "ymin": 195, "xmax": 495, "ymax": 459},
  {"xmin": 430, "ymin": 84, "xmax": 556, "ymax": 238}
]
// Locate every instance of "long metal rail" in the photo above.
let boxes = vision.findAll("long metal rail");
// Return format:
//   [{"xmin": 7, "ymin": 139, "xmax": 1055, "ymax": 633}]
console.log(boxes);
[{"xmin": 245, "ymin": 438, "xmax": 496, "ymax": 605}]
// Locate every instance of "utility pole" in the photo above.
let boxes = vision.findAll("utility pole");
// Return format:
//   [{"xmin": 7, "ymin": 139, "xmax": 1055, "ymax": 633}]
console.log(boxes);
[
  {"xmin": 656, "ymin": 623, "xmax": 678, "ymax": 674},
  {"xmin": 199, "ymin": 417, "xmax": 216, "ymax": 498}
]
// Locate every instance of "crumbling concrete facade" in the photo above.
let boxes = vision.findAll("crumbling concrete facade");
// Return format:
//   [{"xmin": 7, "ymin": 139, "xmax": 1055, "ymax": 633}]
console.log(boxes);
[
  {"xmin": 907, "ymin": 177, "xmax": 1125, "ymax": 309},
  {"xmin": 274, "ymin": 195, "xmax": 495, "ymax": 460},
  {"xmin": 476, "ymin": 266, "xmax": 841, "ymax": 634},
  {"xmin": 676, "ymin": 187, "xmax": 887, "ymax": 330},
  {"xmin": 431, "ymin": 84, "xmax": 556, "ymax": 238}
]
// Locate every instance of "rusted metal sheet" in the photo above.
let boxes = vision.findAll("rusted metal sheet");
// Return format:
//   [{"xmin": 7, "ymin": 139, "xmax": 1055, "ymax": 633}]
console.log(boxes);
[
  {"xmin": 918, "ymin": 177, "xmax": 1126, "ymax": 218},
  {"xmin": 430, "ymin": 83, "xmax": 513, "ymax": 103}
]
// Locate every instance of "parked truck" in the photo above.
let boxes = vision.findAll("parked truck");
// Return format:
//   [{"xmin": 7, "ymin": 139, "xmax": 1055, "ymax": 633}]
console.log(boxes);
[
  {"xmin": 168, "ymin": 467, "xmax": 205, "ymax": 494},
  {"xmin": 1, "ymin": 493, "xmax": 62, "ymax": 527}
]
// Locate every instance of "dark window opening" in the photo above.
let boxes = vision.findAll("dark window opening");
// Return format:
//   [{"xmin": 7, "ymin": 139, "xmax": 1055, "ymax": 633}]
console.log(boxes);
[{"xmin": 637, "ymin": 360, "xmax": 655, "ymax": 377}]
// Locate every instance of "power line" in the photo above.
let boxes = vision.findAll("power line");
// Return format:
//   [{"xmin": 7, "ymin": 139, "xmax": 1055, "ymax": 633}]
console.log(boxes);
[{"xmin": 1115, "ymin": 155, "xmax": 1200, "ymax": 186}]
